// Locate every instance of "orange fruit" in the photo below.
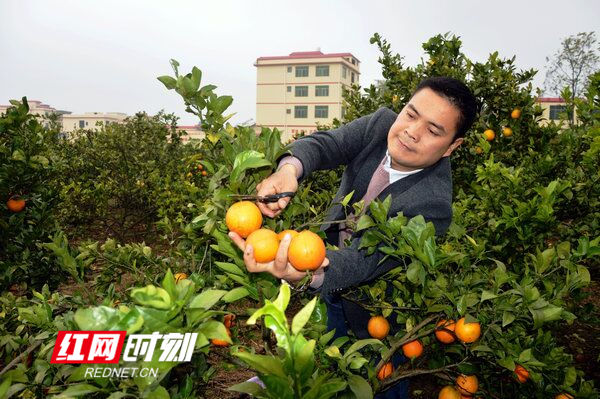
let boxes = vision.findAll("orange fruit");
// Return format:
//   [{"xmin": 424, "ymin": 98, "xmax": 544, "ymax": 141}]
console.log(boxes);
[
  {"xmin": 455, "ymin": 317, "xmax": 481, "ymax": 343},
  {"xmin": 555, "ymin": 394, "xmax": 574, "ymax": 399},
  {"xmin": 367, "ymin": 316, "xmax": 390, "ymax": 340},
  {"xmin": 514, "ymin": 364, "xmax": 529, "ymax": 383},
  {"xmin": 435, "ymin": 319, "xmax": 456, "ymax": 344},
  {"xmin": 288, "ymin": 230, "xmax": 326, "ymax": 271},
  {"xmin": 211, "ymin": 327, "xmax": 231, "ymax": 347},
  {"xmin": 6, "ymin": 197, "xmax": 26, "ymax": 213},
  {"xmin": 174, "ymin": 272, "xmax": 188, "ymax": 283},
  {"xmin": 402, "ymin": 340, "xmax": 423, "ymax": 359},
  {"xmin": 377, "ymin": 362, "xmax": 393, "ymax": 380},
  {"xmin": 438, "ymin": 385, "xmax": 461, "ymax": 399},
  {"xmin": 224, "ymin": 314, "xmax": 236, "ymax": 329},
  {"xmin": 475, "ymin": 146, "xmax": 483, "ymax": 154},
  {"xmin": 225, "ymin": 201, "xmax": 263, "ymax": 238},
  {"xmin": 483, "ymin": 129, "xmax": 495, "ymax": 141},
  {"xmin": 502, "ymin": 127, "xmax": 513, "ymax": 137},
  {"xmin": 246, "ymin": 229, "xmax": 279, "ymax": 263},
  {"xmin": 197, "ymin": 164, "xmax": 203, "ymax": 170},
  {"xmin": 511, "ymin": 108, "xmax": 521, "ymax": 119},
  {"xmin": 277, "ymin": 229, "xmax": 299, "ymax": 241},
  {"xmin": 456, "ymin": 374, "xmax": 478, "ymax": 396}
]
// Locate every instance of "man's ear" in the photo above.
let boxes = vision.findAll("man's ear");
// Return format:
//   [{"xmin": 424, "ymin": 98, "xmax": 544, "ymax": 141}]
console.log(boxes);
[{"xmin": 443, "ymin": 137, "xmax": 463, "ymax": 157}]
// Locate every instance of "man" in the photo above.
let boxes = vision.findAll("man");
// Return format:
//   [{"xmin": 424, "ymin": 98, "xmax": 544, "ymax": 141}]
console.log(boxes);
[{"xmin": 229, "ymin": 77, "xmax": 477, "ymax": 397}]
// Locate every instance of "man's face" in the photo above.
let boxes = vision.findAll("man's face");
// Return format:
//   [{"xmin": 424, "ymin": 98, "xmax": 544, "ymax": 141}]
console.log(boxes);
[{"xmin": 387, "ymin": 88, "xmax": 463, "ymax": 172}]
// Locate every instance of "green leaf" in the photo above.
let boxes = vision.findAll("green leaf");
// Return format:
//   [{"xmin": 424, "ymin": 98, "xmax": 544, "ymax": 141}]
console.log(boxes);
[
  {"xmin": 146, "ymin": 386, "xmax": 170, "ymax": 399},
  {"xmin": 341, "ymin": 191, "xmax": 354, "ymax": 207},
  {"xmin": 214, "ymin": 261, "xmax": 244, "ymax": 276},
  {"xmin": 228, "ymin": 381, "xmax": 264, "ymax": 396},
  {"xmin": 347, "ymin": 374, "xmax": 373, "ymax": 399},
  {"xmin": 0, "ymin": 377, "xmax": 11, "ymax": 398},
  {"xmin": 292, "ymin": 297, "xmax": 317, "ymax": 335},
  {"xmin": 518, "ymin": 349, "xmax": 532, "ymax": 363},
  {"xmin": 198, "ymin": 320, "xmax": 231, "ymax": 343},
  {"xmin": 502, "ymin": 311, "xmax": 515, "ymax": 327},
  {"xmin": 234, "ymin": 351, "xmax": 287, "ymax": 378},
  {"xmin": 356, "ymin": 214, "xmax": 375, "ymax": 231},
  {"xmin": 188, "ymin": 290, "xmax": 227, "ymax": 310},
  {"xmin": 55, "ymin": 384, "xmax": 100, "ymax": 398},
  {"xmin": 131, "ymin": 285, "xmax": 172, "ymax": 310},
  {"xmin": 191, "ymin": 66, "xmax": 202, "ymax": 91},
  {"xmin": 157, "ymin": 76, "xmax": 177, "ymax": 90},
  {"xmin": 406, "ymin": 261, "xmax": 425, "ymax": 285},
  {"xmin": 344, "ymin": 339, "xmax": 383, "ymax": 357},
  {"xmin": 74, "ymin": 306, "xmax": 143, "ymax": 333},
  {"xmin": 564, "ymin": 366, "xmax": 577, "ymax": 386},
  {"xmin": 230, "ymin": 150, "xmax": 271, "ymax": 183},
  {"xmin": 529, "ymin": 304, "xmax": 564, "ymax": 328},
  {"xmin": 497, "ymin": 357, "xmax": 516, "ymax": 371},
  {"xmin": 223, "ymin": 287, "xmax": 250, "ymax": 303},
  {"xmin": 481, "ymin": 290, "xmax": 498, "ymax": 302},
  {"xmin": 162, "ymin": 269, "xmax": 177, "ymax": 301},
  {"xmin": 272, "ymin": 283, "xmax": 290, "ymax": 312}
]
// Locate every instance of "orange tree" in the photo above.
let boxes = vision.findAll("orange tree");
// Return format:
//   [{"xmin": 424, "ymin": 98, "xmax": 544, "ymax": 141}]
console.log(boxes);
[
  {"xmin": 0, "ymin": 99, "xmax": 66, "ymax": 290},
  {"xmin": 318, "ymin": 32, "xmax": 599, "ymax": 397}
]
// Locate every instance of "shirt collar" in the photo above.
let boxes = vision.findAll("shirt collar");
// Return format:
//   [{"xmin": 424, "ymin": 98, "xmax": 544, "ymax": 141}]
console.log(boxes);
[{"xmin": 383, "ymin": 150, "xmax": 423, "ymax": 184}]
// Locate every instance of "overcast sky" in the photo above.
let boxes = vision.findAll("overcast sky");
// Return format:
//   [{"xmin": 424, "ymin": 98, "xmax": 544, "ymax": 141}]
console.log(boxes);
[{"xmin": 1, "ymin": 1, "xmax": 598, "ymax": 126}]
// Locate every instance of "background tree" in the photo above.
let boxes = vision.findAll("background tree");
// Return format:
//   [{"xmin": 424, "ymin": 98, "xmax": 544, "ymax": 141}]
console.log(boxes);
[{"xmin": 544, "ymin": 31, "xmax": 600, "ymax": 122}]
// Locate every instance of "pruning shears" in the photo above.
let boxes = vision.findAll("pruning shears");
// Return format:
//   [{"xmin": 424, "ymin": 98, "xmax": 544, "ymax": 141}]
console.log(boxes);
[{"xmin": 228, "ymin": 192, "xmax": 295, "ymax": 203}]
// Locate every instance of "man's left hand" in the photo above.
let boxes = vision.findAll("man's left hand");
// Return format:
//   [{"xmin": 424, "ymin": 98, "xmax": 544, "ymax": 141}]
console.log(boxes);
[{"xmin": 228, "ymin": 231, "xmax": 329, "ymax": 283}]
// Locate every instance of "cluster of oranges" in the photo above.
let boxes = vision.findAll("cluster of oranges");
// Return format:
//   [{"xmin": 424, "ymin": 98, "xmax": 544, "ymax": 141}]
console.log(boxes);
[
  {"xmin": 371, "ymin": 316, "xmax": 482, "ymax": 391},
  {"xmin": 186, "ymin": 163, "xmax": 208, "ymax": 178},
  {"xmin": 475, "ymin": 108, "xmax": 520, "ymax": 154},
  {"xmin": 225, "ymin": 201, "xmax": 326, "ymax": 271},
  {"xmin": 6, "ymin": 196, "xmax": 26, "ymax": 213}
]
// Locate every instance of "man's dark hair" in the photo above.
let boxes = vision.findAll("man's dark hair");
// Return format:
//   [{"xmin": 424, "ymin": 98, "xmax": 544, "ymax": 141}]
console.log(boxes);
[{"xmin": 413, "ymin": 77, "xmax": 478, "ymax": 139}]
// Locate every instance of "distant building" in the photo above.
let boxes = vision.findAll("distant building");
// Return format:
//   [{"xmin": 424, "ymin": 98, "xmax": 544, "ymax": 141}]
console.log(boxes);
[
  {"xmin": 61, "ymin": 112, "xmax": 128, "ymax": 134},
  {"xmin": 0, "ymin": 100, "xmax": 70, "ymax": 127},
  {"xmin": 255, "ymin": 50, "xmax": 360, "ymax": 142},
  {"xmin": 175, "ymin": 125, "xmax": 205, "ymax": 143},
  {"xmin": 536, "ymin": 97, "xmax": 578, "ymax": 126}
]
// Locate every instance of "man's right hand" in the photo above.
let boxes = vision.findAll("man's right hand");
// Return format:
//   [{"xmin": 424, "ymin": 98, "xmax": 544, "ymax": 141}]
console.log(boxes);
[{"xmin": 256, "ymin": 163, "xmax": 298, "ymax": 218}]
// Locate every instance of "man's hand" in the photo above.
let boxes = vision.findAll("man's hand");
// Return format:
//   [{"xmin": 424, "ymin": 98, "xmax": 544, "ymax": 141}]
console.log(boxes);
[
  {"xmin": 256, "ymin": 164, "xmax": 298, "ymax": 218},
  {"xmin": 228, "ymin": 231, "xmax": 329, "ymax": 283}
]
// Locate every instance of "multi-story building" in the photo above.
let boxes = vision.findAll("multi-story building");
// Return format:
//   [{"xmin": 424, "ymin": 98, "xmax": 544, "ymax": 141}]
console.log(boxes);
[
  {"xmin": 536, "ymin": 97, "xmax": 578, "ymax": 126},
  {"xmin": 255, "ymin": 50, "xmax": 360, "ymax": 142},
  {"xmin": 61, "ymin": 112, "xmax": 128, "ymax": 133},
  {"xmin": 0, "ymin": 100, "xmax": 70, "ymax": 126}
]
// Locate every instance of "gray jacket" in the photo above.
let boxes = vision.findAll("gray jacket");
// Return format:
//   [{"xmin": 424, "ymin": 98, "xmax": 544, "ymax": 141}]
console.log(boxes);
[{"xmin": 286, "ymin": 107, "xmax": 453, "ymax": 296}]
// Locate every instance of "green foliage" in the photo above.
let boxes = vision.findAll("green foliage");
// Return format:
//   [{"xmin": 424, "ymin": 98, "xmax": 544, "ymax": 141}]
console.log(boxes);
[
  {"xmin": 52, "ymin": 111, "xmax": 197, "ymax": 242},
  {"xmin": 0, "ymin": 98, "xmax": 64, "ymax": 290}
]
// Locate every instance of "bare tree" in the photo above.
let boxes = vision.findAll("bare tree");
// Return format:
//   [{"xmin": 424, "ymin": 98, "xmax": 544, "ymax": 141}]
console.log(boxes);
[{"xmin": 544, "ymin": 32, "xmax": 599, "ymax": 104}]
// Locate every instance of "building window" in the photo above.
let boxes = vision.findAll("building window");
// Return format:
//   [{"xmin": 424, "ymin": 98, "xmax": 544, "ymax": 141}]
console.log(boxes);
[
  {"xmin": 86, "ymin": 121, "xmax": 89, "ymax": 126},
  {"xmin": 79, "ymin": 120, "xmax": 85, "ymax": 128},
  {"xmin": 316, "ymin": 65, "xmax": 329, "ymax": 76},
  {"xmin": 315, "ymin": 105, "xmax": 328, "ymax": 118},
  {"xmin": 351, "ymin": 72, "xmax": 355, "ymax": 83},
  {"xmin": 287, "ymin": 86, "xmax": 291, "ymax": 92},
  {"xmin": 286, "ymin": 109, "xmax": 291, "ymax": 114},
  {"xmin": 351, "ymin": 58, "xmax": 356, "ymax": 65},
  {"xmin": 294, "ymin": 106, "xmax": 308, "ymax": 118},
  {"xmin": 296, "ymin": 66, "xmax": 308, "ymax": 77},
  {"xmin": 295, "ymin": 86, "xmax": 308, "ymax": 97},
  {"xmin": 342, "ymin": 66, "xmax": 347, "ymax": 78},
  {"xmin": 549, "ymin": 105, "xmax": 570, "ymax": 120},
  {"xmin": 287, "ymin": 66, "xmax": 292, "ymax": 72},
  {"xmin": 315, "ymin": 85, "xmax": 329, "ymax": 96}
]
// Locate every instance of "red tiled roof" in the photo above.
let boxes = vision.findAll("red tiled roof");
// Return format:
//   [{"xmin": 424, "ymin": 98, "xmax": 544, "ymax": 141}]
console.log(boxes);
[
  {"xmin": 257, "ymin": 51, "xmax": 359, "ymax": 62},
  {"xmin": 536, "ymin": 97, "xmax": 565, "ymax": 103}
]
